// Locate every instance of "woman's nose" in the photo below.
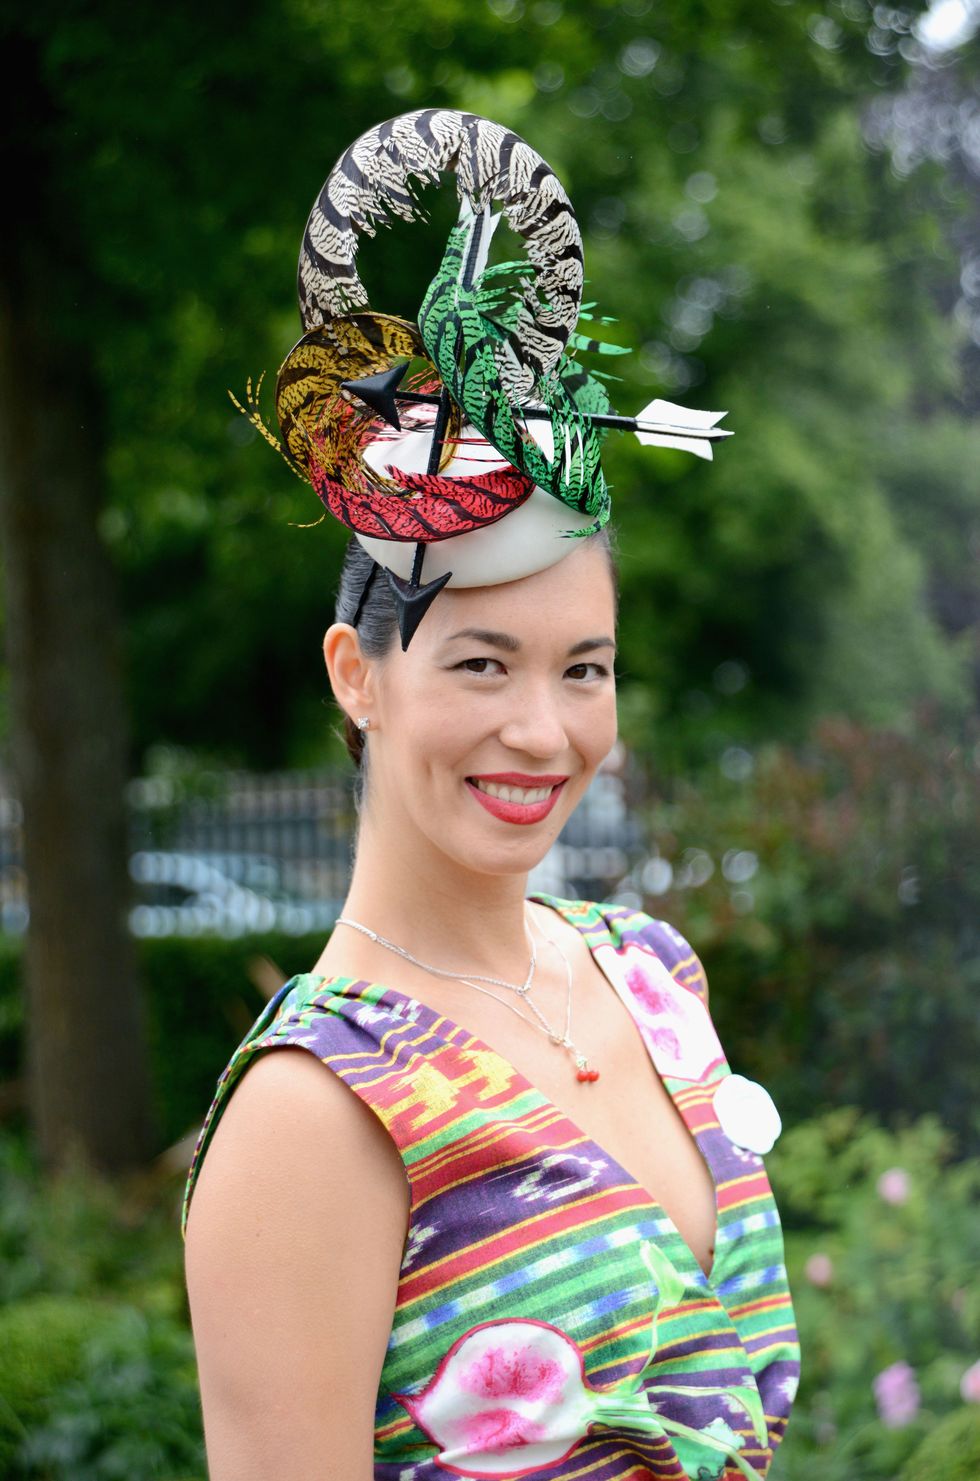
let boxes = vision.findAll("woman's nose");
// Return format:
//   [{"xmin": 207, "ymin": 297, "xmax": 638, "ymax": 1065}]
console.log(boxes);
[{"xmin": 497, "ymin": 684, "xmax": 569, "ymax": 758}]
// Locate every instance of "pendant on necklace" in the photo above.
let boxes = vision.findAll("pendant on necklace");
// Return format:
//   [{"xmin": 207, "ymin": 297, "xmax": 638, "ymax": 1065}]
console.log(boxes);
[{"xmin": 574, "ymin": 1054, "xmax": 600, "ymax": 1083}]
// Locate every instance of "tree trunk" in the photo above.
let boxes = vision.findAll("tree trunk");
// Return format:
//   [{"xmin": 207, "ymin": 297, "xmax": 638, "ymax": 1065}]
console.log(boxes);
[{"xmin": 0, "ymin": 275, "xmax": 159, "ymax": 1175}]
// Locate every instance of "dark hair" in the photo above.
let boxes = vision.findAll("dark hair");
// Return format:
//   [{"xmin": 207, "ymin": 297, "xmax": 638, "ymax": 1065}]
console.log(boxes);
[{"xmin": 332, "ymin": 526, "xmax": 621, "ymax": 776}]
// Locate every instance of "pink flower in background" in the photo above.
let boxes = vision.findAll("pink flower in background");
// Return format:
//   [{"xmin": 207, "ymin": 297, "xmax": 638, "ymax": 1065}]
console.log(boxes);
[
  {"xmin": 877, "ymin": 1167, "xmax": 910, "ymax": 1205},
  {"xmin": 873, "ymin": 1361, "xmax": 920, "ymax": 1428},
  {"xmin": 960, "ymin": 1360, "xmax": 980, "ymax": 1404},
  {"xmin": 814, "ymin": 1415, "xmax": 838, "ymax": 1446},
  {"xmin": 804, "ymin": 1252, "xmax": 834, "ymax": 1288}
]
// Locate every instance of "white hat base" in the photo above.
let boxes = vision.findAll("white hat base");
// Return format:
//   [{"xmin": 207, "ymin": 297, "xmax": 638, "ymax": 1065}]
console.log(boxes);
[{"xmin": 356, "ymin": 416, "xmax": 598, "ymax": 587}]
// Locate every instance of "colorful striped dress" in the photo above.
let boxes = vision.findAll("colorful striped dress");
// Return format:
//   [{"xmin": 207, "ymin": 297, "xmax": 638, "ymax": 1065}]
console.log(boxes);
[{"xmin": 181, "ymin": 896, "xmax": 800, "ymax": 1479}]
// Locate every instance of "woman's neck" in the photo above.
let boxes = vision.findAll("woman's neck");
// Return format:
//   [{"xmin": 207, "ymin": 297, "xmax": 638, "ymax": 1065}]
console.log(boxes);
[{"xmin": 321, "ymin": 811, "xmax": 539, "ymax": 987}]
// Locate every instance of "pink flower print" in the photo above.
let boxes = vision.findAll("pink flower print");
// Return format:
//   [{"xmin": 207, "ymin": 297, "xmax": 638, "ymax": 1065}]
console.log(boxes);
[
  {"xmin": 457, "ymin": 1408, "xmax": 547, "ymax": 1454},
  {"xmin": 872, "ymin": 1361, "xmax": 920, "ymax": 1428},
  {"xmin": 457, "ymin": 1339, "xmax": 565, "ymax": 1405},
  {"xmin": 394, "ymin": 1288, "xmax": 768, "ymax": 1480},
  {"xmin": 877, "ymin": 1167, "xmax": 910, "ymax": 1205},
  {"xmin": 594, "ymin": 945, "xmax": 725, "ymax": 1083},
  {"xmin": 392, "ymin": 1319, "xmax": 596, "ymax": 1477}
]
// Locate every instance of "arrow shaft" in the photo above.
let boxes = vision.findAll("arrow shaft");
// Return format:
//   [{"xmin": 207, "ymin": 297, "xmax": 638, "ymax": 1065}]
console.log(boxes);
[
  {"xmin": 426, "ymin": 388, "xmax": 454, "ymax": 474},
  {"xmin": 392, "ymin": 390, "xmax": 730, "ymax": 439}
]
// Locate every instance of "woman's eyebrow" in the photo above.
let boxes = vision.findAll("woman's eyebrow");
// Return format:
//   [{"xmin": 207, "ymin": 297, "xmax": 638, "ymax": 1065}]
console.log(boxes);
[
  {"xmin": 567, "ymin": 636, "xmax": 617, "ymax": 656},
  {"xmin": 445, "ymin": 628, "xmax": 616, "ymax": 656},
  {"xmin": 446, "ymin": 627, "xmax": 521, "ymax": 651}
]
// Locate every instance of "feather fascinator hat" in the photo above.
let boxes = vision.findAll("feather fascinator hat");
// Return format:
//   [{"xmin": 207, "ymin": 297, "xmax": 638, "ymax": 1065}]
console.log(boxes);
[{"xmin": 234, "ymin": 109, "xmax": 731, "ymax": 648}]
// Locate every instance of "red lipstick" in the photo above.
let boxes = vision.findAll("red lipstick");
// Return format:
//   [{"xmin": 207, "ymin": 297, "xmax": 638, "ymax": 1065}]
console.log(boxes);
[{"xmin": 465, "ymin": 775, "xmax": 567, "ymax": 826}]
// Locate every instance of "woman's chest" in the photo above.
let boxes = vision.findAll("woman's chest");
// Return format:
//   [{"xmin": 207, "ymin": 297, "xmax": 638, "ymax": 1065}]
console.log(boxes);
[
  {"xmin": 514, "ymin": 1009, "xmax": 715, "ymax": 1274},
  {"xmin": 420, "ymin": 958, "xmax": 720, "ymax": 1279}
]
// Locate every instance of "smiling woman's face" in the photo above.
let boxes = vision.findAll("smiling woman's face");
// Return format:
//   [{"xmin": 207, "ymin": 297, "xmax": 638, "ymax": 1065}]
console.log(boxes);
[{"xmin": 359, "ymin": 537, "xmax": 618, "ymax": 879}]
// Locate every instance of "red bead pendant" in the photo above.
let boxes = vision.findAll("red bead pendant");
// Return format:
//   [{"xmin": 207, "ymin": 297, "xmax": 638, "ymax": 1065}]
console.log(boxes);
[{"xmin": 576, "ymin": 1066, "xmax": 600, "ymax": 1082}]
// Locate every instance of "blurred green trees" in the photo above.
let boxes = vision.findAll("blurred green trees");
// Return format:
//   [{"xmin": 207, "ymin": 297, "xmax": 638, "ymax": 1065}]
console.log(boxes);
[
  {"xmin": 620, "ymin": 705, "xmax": 980, "ymax": 1153},
  {"xmin": 1, "ymin": 0, "xmax": 974, "ymax": 772}
]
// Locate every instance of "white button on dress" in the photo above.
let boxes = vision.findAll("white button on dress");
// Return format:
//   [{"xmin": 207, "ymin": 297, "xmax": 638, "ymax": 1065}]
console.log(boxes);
[{"xmin": 714, "ymin": 1073, "xmax": 783, "ymax": 1155}]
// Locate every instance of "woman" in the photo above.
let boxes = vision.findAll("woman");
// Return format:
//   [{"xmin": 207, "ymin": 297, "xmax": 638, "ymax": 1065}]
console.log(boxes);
[{"xmin": 182, "ymin": 110, "xmax": 799, "ymax": 1480}]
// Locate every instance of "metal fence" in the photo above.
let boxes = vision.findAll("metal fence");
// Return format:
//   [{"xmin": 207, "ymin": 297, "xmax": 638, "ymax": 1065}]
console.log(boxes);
[{"xmin": 0, "ymin": 748, "xmax": 650, "ymax": 938}]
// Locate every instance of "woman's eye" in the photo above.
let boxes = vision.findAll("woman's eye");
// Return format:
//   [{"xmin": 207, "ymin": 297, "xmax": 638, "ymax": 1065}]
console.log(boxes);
[
  {"xmin": 455, "ymin": 657, "xmax": 505, "ymax": 675},
  {"xmin": 452, "ymin": 658, "xmax": 612, "ymax": 679}
]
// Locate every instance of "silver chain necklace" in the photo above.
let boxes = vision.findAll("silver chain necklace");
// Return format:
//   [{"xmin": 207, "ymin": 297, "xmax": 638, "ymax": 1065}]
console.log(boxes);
[
  {"xmin": 334, "ymin": 911, "xmax": 538, "ymax": 993},
  {"xmin": 333, "ymin": 909, "xmax": 599, "ymax": 1082}
]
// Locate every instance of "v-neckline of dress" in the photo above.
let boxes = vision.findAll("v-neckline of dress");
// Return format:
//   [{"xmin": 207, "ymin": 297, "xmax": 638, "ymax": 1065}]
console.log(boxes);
[{"xmin": 304, "ymin": 894, "xmax": 727, "ymax": 1292}]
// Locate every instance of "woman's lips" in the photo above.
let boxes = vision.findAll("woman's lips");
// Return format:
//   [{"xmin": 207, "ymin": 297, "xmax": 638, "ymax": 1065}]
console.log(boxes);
[{"xmin": 465, "ymin": 777, "xmax": 567, "ymax": 825}]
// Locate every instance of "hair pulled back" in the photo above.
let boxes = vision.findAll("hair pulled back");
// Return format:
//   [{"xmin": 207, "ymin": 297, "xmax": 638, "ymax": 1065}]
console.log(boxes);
[
  {"xmin": 334, "ymin": 541, "xmax": 400, "ymax": 770},
  {"xmin": 332, "ymin": 527, "xmax": 620, "ymax": 774}
]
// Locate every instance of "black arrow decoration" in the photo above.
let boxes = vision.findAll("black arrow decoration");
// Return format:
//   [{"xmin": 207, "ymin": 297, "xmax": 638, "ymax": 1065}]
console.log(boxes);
[{"xmin": 340, "ymin": 362, "xmax": 410, "ymax": 430}]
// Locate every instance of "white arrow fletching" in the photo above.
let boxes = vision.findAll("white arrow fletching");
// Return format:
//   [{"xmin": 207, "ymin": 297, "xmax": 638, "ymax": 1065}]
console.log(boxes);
[
  {"xmin": 634, "ymin": 398, "xmax": 729, "ymax": 461},
  {"xmin": 639, "ymin": 433, "xmax": 714, "ymax": 460}
]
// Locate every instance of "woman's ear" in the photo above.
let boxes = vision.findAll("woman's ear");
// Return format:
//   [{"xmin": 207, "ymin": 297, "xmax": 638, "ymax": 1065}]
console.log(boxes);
[{"xmin": 323, "ymin": 623, "xmax": 375, "ymax": 723}]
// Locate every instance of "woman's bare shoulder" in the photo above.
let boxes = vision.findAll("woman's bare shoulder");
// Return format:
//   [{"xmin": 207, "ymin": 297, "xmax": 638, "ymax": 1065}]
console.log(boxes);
[{"xmin": 184, "ymin": 1046, "xmax": 409, "ymax": 1480}]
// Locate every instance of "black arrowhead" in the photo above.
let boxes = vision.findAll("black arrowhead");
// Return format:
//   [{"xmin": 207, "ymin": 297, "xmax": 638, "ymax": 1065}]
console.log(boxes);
[
  {"xmin": 383, "ymin": 567, "xmax": 453, "ymax": 649},
  {"xmin": 340, "ymin": 362, "xmax": 410, "ymax": 429}
]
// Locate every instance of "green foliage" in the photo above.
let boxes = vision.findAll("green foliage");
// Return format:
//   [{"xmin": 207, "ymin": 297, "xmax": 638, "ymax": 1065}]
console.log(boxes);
[
  {"xmin": 0, "ymin": 1134, "xmax": 183, "ymax": 1310},
  {"xmin": 0, "ymin": 932, "xmax": 21, "ymax": 1079},
  {"xmin": 137, "ymin": 930, "xmax": 328, "ymax": 1144},
  {"xmin": 0, "ymin": 1295, "xmax": 118, "ymax": 1468},
  {"xmin": 0, "ymin": 930, "xmax": 327, "ymax": 1147},
  {"xmin": 899, "ymin": 1405, "xmax": 980, "ymax": 1481},
  {"xmin": 0, "ymin": 1291, "xmax": 204, "ymax": 1479},
  {"xmin": 625, "ymin": 707, "xmax": 980, "ymax": 1150},
  {"xmin": 0, "ymin": 1293, "xmax": 204, "ymax": 1480},
  {"xmin": 766, "ymin": 1110, "xmax": 980, "ymax": 1480},
  {"xmin": 15, "ymin": 1306, "xmax": 204, "ymax": 1481},
  {"xmin": 0, "ymin": 1135, "xmax": 204, "ymax": 1477}
]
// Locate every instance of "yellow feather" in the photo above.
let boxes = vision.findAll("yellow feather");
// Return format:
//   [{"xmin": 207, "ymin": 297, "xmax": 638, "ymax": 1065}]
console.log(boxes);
[{"xmin": 227, "ymin": 381, "xmax": 306, "ymax": 482}]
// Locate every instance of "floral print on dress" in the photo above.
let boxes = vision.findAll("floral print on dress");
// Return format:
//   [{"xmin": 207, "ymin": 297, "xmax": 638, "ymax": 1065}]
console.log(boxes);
[
  {"xmin": 393, "ymin": 1241, "xmax": 768, "ymax": 1481},
  {"xmin": 592, "ymin": 945, "xmax": 726, "ymax": 1083}
]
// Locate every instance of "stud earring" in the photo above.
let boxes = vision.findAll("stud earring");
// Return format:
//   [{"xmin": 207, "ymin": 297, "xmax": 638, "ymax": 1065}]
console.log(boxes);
[{"xmin": 355, "ymin": 716, "xmax": 371, "ymax": 732}]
